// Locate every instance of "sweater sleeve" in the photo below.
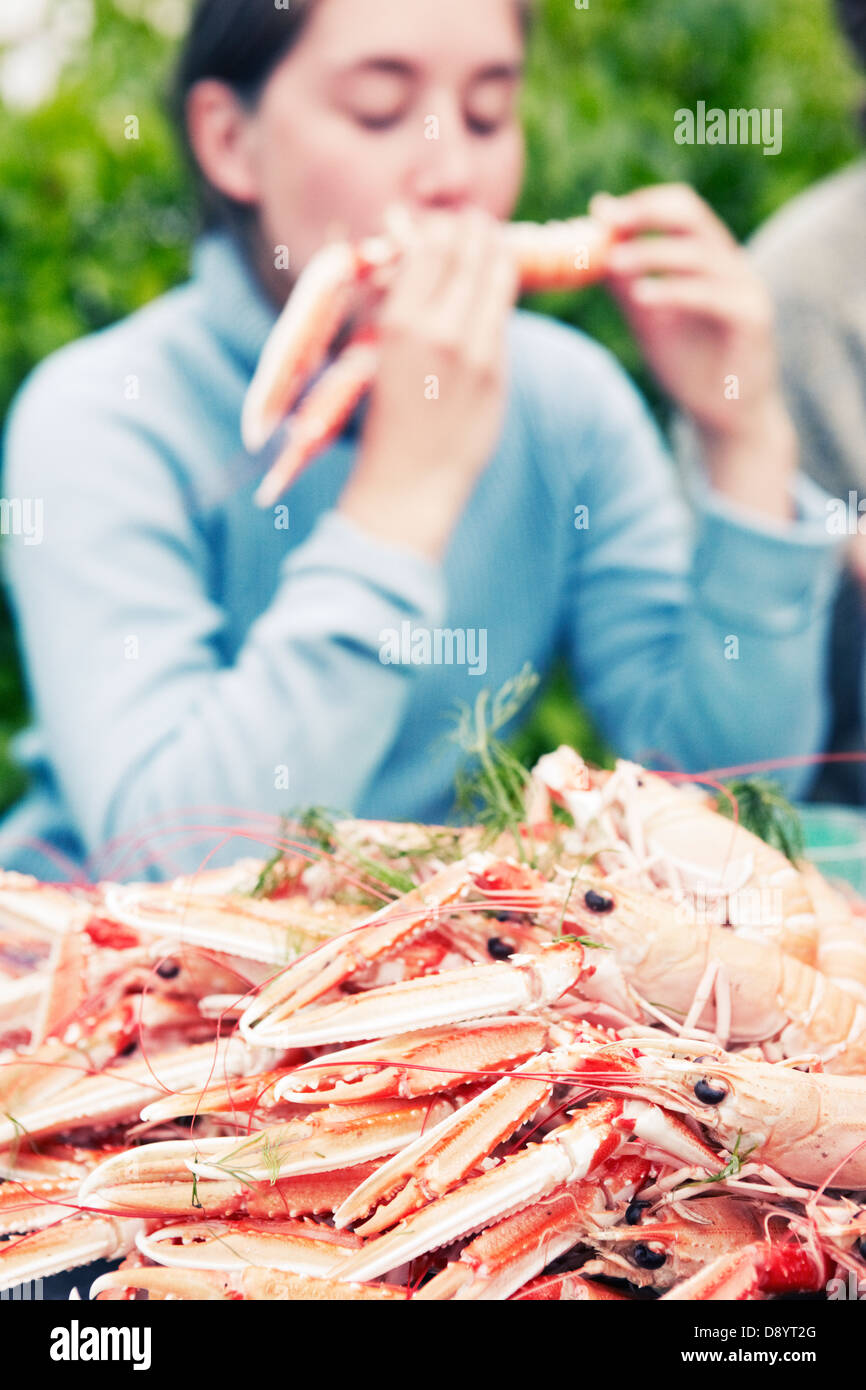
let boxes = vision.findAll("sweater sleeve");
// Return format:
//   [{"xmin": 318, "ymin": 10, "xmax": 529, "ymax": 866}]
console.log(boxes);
[
  {"xmin": 558, "ymin": 348, "xmax": 841, "ymax": 797},
  {"xmin": 767, "ymin": 295, "xmax": 866, "ymax": 501},
  {"xmin": 2, "ymin": 363, "xmax": 444, "ymax": 858}
]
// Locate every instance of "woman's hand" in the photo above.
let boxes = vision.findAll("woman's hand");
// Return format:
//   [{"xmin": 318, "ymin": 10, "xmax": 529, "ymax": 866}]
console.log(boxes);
[
  {"xmin": 591, "ymin": 184, "xmax": 798, "ymax": 522},
  {"xmin": 339, "ymin": 208, "xmax": 518, "ymax": 560}
]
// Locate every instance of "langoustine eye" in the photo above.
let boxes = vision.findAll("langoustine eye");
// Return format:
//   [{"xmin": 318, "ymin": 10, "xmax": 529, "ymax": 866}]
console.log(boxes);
[
  {"xmin": 694, "ymin": 1077, "xmax": 728, "ymax": 1105},
  {"xmin": 583, "ymin": 888, "xmax": 614, "ymax": 913},
  {"xmin": 631, "ymin": 1242, "xmax": 666, "ymax": 1270}
]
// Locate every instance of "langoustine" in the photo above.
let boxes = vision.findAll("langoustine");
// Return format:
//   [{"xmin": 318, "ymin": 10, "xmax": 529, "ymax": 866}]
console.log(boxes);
[
  {"xmin": 242, "ymin": 210, "xmax": 614, "ymax": 506},
  {"xmin": 1, "ymin": 756, "xmax": 865, "ymax": 1300}
]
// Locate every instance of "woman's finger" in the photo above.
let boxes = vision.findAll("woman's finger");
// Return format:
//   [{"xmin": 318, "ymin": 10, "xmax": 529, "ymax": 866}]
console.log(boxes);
[
  {"xmin": 425, "ymin": 209, "xmax": 501, "ymax": 338},
  {"xmin": 382, "ymin": 212, "xmax": 464, "ymax": 325},
  {"xmin": 606, "ymin": 234, "xmax": 741, "ymax": 280},
  {"xmin": 591, "ymin": 184, "xmax": 735, "ymax": 248},
  {"xmin": 624, "ymin": 273, "xmax": 771, "ymax": 327},
  {"xmin": 464, "ymin": 238, "xmax": 519, "ymax": 369}
]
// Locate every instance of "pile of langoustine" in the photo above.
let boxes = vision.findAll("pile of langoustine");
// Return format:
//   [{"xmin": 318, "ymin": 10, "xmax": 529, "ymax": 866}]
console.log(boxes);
[{"xmin": 3, "ymin": 748, "xmax": 866, "ymax": 1301}]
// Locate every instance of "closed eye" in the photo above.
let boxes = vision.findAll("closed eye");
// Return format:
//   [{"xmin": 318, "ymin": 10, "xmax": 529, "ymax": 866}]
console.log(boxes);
[
  {"xmin": 354, "ymin": 111, "xmax": 406, "ymax": 131},
  {"xmin": 465, "ymin": 68, "xmax": 521, "ymax": 138},
  {"xmin": 467, "ymin": 115, "xmax": 507, "ymax": 136}
]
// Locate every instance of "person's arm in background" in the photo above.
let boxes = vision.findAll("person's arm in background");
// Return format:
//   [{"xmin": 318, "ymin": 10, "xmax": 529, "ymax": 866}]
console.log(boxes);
[
  {"xmin": 1, "ymin": 213, "xmax": 516, "ymax": 865},
  {"xmin": 560, "ymin": 184, "xmax": 842, "ymax": 792},
  {"xmin": 763, "ymin": 289, "xmax": 866, "ymax": 810},
  {"xmin": 661, "ymin": 177, "xmax": 866, "ymax": 801},
  {"xmin": 591, "ymin": 184, "xmax": 799, "ymax": 521},
  {"xmin": 749, "ymin": 211, "xmax": 866, "ymax": 804},
  {"xmin": 749, "ymin": 291, "xmax": 866, "ymax": 583},
  {"xmin": 553, "ymin": 343, "xmax": 839, "ymax": 795}
]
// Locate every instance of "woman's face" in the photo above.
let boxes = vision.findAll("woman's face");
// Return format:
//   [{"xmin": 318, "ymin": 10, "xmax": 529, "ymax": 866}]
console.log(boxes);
[{"xmin": 231, "ymin": 0, "xmax": 526, "ymax": 274}]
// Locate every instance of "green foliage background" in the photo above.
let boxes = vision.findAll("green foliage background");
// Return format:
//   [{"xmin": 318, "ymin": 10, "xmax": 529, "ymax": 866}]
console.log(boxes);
[{"xmin": 0, "ymin": 0, "xmax": 863, "ymax": 807}]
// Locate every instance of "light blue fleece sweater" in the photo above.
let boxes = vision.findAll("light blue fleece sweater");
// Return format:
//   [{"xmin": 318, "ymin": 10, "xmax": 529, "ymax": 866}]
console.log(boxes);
[{"xmin": 0, "ymin": 233, "xmax": 841, "ymax": 881}]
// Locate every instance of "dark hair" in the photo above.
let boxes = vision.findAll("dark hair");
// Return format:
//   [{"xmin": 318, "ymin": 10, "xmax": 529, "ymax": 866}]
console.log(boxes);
[
  {"xmin": 835, "ymin": 0, "xmax": 866, "ymax": 138},
  {"xmin": 836, "ymin": 0, "xmax": 866, "ymax": 65},
  {"xmin": 174, "ymin": 0, "xmax": 316, "ymax": 234},
  {"xmin": 174, "ymin": 0, "xmax": 533, "ymax": 235}
]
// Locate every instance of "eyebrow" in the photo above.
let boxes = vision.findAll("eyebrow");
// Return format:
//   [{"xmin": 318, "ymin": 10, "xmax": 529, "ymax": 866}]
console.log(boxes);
[
  {"xmin": 340, "ymin": 58, "xmax": 524, "ymax": 82},
  {"xmin": 470, "ymin": 63, "xmax": 525, "ymax": 82}
]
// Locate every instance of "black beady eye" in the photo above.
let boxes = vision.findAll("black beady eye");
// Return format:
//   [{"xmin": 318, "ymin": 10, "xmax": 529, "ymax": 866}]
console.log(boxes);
[
  {"xmin": 631, "ymin": 1243, "xmax": 666, "ymax": 1270},
  {"xmin": 625, "ymin": 1199, "xmax": 650, "ymax": 1226},
  {"xmin": 487, "ymin": 937, "xmax": 515, "ymax": 960},
  {"xmin": 584, "ymin": 889, "xmax": 614, "ymax": 913},
  {"xmin": 857, "ymin": 1235, "xmax": 866, "ymax": 1261},
  {"xmin": 694, "ymin": 1077, "xmax": 728, "ymax": 1105}
]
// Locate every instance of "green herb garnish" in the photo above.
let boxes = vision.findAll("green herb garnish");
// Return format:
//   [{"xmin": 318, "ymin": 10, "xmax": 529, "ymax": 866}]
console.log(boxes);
[
  {"xmin": 343, "ymin": 852, "xmax": 414, "ymax": 897},
  {"xmin": 250, "ymin": 817, "xmax": 293, "ymax": 899},
  {"xmin": 299, "ymin": 807, "xmax": 415, "ymax": 899},
  {"xmin": 452, "ymin": 666, "xmax": 540, "ymax": 861},
  {"xmin": 559, "ymin": 934, "xmax": 610, "ymax": 950},
  {"xmin": 298, "ymin": 807, "xmax": 337, "ymax": 852},
  {"xmin": 260, "ymin": 1133, "xmax": 283, "ymax": 1187},
  {"xmin": 680, "ymin": 1132, "xmax": 755, "ymax": 1187},
  {"xmin": 555, "ymin": 874, "xmax": 578, "ymax": 937},
  {"xmin": 715, "ymin": 778, "xmax": 804, "ymax": 864},
  {"xmin": 3, "ymin": 1113, "xmax": 29, "ymax": 1172}
]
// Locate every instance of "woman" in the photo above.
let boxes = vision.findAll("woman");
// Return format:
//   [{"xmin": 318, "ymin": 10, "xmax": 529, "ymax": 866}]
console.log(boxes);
[{"xmin": 0, "ymin": 0, "xmax": 841, "ymax": 880}]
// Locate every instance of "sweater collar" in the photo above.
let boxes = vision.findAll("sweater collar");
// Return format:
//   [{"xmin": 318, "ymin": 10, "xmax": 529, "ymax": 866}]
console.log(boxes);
[{"xmin": 192, "ymin": 231, "xmax": 280, "ymax": 376}]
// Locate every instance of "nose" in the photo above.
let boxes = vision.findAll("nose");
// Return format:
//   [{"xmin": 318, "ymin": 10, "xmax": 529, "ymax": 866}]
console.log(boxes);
[{"xmin": 406, "ymin": 96, "xmax": 476, "ymax": 211}]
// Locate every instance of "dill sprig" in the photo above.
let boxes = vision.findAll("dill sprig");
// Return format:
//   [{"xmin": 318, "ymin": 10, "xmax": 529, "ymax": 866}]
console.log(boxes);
[
  {"xmin": 298, "ymin": 807, "xmax": 337, "ymax": 852},
  {"xmin": 250, "ymin": 816, "xmax": 293, "ymax": 899},
  {"xmin": 679, "ymin": 1132, "xmax": 755, "ymax": 1187},
  {"xmin": 715, "ymin": 778, "xmax": 804, "ymax": 864},
  {"xmin": 345, "ymin": 852, "xmax": 414, "ymax": 897},
  {"xmin": 260, "ymin": 1133, "xmax": 283, "ymax": 1186},
  {"xmin": 4, "ymin": 1113, "xmax": 29, "ymax": 1173},
  {"xmin": 555, "ymin": 873, "xmax": 578, "ymax": 937},
  {"xmin": 451, "ymin": 665, "xmax": 540, "ymax": 861},
  {"xmin": 299, "ymin": 807, "xmax": 415, "ymax": 899},
  {"xmin": 201, "ymin": 1130, "xmax": 296, "ymax": 1194}
]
